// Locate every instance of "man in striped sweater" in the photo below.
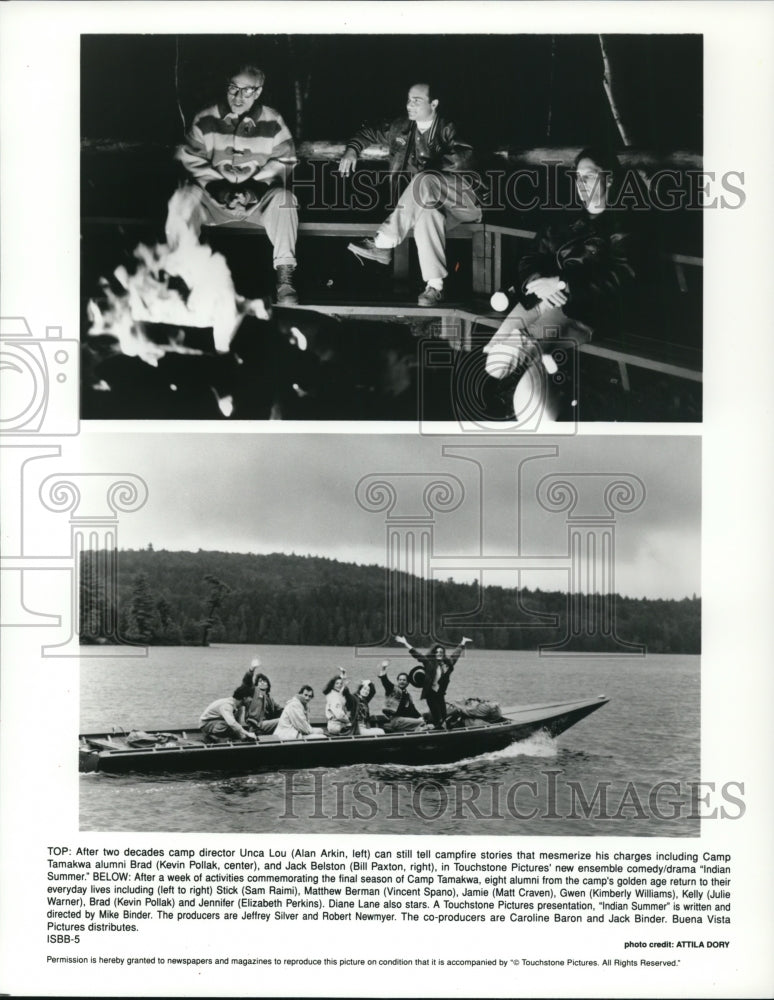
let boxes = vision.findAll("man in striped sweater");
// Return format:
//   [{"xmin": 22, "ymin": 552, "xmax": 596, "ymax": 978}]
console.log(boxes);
[{"xmin": 177, "ymin": 64, "xmax": 300, "ymax": 305}]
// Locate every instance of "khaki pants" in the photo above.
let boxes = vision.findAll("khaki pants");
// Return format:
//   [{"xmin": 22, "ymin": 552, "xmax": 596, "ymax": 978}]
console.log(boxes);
[
  {"xmin": 198, "ymin": 186, "xmax": 298, "ymax": 268},
  {"xmin": 378, "ymin": 172, "xmax": 482, "ymax": 282},
  {"xmin": 245, "ymin": 717, "xmax": 279, "ymax": 734},
  {"xmin": 201, "ymin": 719, "xmax": 238, "ymax": 740},
  {"xmin": 483, "ymin": 302, "xmax": 593, "ymax": 380}
]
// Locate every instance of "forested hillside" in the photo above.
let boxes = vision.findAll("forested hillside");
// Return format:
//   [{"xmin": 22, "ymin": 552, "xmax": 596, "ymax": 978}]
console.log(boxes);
[{"xmin": 79, "ymin": 549, "xmax": 700, "ymax": 654}]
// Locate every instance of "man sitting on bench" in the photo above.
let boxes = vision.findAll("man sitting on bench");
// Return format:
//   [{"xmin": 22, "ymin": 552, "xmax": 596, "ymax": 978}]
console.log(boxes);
[
  {"xmin": 177, "ymin": 62, "xmax": 300, "ymax": 305},
  {"xmin": 339, "ymin": 82, "xmax": 481, "ymax": 307}
]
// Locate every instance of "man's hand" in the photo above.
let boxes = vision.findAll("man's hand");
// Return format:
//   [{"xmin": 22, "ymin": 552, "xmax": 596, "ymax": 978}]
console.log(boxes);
[
  {"xmin": 206, "ymin": 179, "xmax": 236, "ymax": 206},
  {"xmin": 379, "ymin": 660, "xmax": 389, "ymax": 677},
  {"xmin": 525, "ymin": 276, "xmax": 568, "ymax": 308},
  {"xmin": 221, "ymin": 162, "xmax": 257, "ymax": 184},
  {"xmin": 338, "ymin": 149, "xmax": 358, "ymax": 176},
  {"xmin": 394, "ymin": 635, "xmax": 409, "ymax": 648},
  {"xmin": 461, "ymin": 636, "xmax": 473, "ymax": 646}
]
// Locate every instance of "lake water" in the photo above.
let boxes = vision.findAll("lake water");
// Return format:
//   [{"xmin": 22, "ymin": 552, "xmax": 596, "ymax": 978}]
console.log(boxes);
[{"xmin": 80, "ymin": 644, "xmax": 699, "ymax": 837}]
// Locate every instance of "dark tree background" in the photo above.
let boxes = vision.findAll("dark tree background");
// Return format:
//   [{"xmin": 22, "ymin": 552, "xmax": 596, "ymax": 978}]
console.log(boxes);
[
  {"xmin": 81, "ymin": 34, "xmax": 702, "ymax": 150},
  {"xmin": 80, "ymin": 549, "xmax": 701, "ymax": 655}
]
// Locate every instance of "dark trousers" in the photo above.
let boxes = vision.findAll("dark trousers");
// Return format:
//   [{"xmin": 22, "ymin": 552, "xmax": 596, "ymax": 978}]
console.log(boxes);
[{"xmin": 425, "ymin": 690, "xmax": 447, "ymax": 727}]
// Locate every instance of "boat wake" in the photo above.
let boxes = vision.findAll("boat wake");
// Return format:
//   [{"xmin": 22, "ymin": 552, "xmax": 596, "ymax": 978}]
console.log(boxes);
[{"xmin": 367, "ymin": 729, "xmax": 558, "ymax": 777}]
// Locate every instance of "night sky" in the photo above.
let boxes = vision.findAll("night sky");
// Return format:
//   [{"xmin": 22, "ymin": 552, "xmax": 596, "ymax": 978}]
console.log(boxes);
[{"xmin": 81, "ymin": 34, "xmax": 702, "ymax": 151}]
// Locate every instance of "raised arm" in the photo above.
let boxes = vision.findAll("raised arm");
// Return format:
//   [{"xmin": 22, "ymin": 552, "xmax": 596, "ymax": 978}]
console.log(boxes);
[
  {"xmin": 378, "ymin": 660, "xmax": 394, "ymax": 694},
  {"xmin": 446, "ymin": 636, "xmax": 473, "ymax": 667}
]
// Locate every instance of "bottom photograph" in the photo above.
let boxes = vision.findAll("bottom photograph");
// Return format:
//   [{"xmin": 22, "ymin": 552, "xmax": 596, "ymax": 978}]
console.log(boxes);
[{"xmin": 78, "ymin": 433, "xmax": 700, "ymax": 837}]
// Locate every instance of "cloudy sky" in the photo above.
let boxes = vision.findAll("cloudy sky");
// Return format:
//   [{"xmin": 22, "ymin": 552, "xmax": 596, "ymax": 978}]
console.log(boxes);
[{"xmin": 76, "ymin": 433, "xmax": 700, "ymax": 601}]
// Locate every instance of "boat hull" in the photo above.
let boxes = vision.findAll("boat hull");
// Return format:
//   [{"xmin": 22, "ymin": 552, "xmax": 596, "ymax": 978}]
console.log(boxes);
[{"xmin": 79, "ymin": 695, "xmax": 608, "ymax": 776}]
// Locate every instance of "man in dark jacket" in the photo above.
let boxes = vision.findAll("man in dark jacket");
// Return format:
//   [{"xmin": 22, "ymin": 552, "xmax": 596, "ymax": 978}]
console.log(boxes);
[
  {"xmin": 339, "ymin": 83, "xmax": 481, "ymax": 306},
  {"xmin": 239, "ymin": 663, "xmax": 282, "ymax": 734},
  {"xmin": 394, "ymin": 635, "xmax": 473, "ymax": 728},
  {"xmin": 483, "ymin": 148, "xmax": 638, "ymax": 417}
]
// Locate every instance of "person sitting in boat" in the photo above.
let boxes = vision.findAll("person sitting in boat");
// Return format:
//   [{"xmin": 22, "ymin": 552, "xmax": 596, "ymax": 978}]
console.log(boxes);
[
  {"xmin": 352, "ymin": 679, "xmax": 385, "ymax": 736},
  {"xmin": 377, "ymin": 660, "xmax": 427, "ymax": 733},
  {"xmin": 274, "ymin": 685, "xmax": 326, "ymax": 740},
  {"xmin": 394, "ymin": 634, "xmax": 473, "ymax": 729},
  {"xmin": 482, "ymin": 146, "xmax": 639, "ymax": 420},
  {"xmin": 241, "ymin": 655, "xmax": 264, "ymax": 689},
  {"xmin": 240, "ymin": 667, "xmax": 282, "ymax": 734},
  {"xmin": 323, "ymin": 668, "xmax": 355, "ymax": 736},
  {"xmin": 199, "ymin": 685, "xmax": 257, "ymax": 743}
]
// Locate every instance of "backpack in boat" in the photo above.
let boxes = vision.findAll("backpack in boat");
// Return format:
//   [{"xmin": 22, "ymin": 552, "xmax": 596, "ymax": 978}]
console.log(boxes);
[
  {"xmin": 125, "ymin": 731, "xmax": 177, "ymax": 748},
  {"xmin": 460, "ymin": 698, "xmax": 504, "ymax": 722}
]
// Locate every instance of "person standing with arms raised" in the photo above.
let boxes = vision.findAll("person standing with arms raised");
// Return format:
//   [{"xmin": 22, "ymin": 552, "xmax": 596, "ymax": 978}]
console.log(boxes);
[{"xmin": 394, "ymin": 634, "xmax": 473, "ymax": 729}]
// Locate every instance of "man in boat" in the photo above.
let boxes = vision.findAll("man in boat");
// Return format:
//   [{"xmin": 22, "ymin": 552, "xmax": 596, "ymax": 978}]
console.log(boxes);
[
  {"xmin": 199, "ymin": 684, "xmax": 257, "ymax": 743},
  {"xmin": 377, "ymin": 661, "xmax": 428, "ymax": 732},
  {"xmin": 338, "ymin": 82, "xmax": 481, "ymax": 306},
  {"xmin": 394, "ymin": 634, "xmax": 473, "ymax": 729},
  {"xmin": 274, "ymin": 686, "xmax": 326, "ymax": 740},
  {"xmin": 240, "ymin": 662, "xmax": 282, "ymax": 734},
  {"xmin": 177, "ymin": 62, "xmax": 300, "ymax": 305}
]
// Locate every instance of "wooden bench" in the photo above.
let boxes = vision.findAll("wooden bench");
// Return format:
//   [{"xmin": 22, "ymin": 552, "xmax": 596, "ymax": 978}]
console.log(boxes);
[
  {"xmin": 83, "ymin": 216, "xmax": 702, "ymax": 386},
  {"xmin": 202, "ymin": 219, "xmax": 493, "ymax": 293},
  {"xmin": 291, "ymin": 301, "xmax": 702, "ymax": 387}
]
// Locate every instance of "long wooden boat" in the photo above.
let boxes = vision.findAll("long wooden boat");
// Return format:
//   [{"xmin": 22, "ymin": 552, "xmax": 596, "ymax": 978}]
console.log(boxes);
[
  {"xmin": 78, "ymin": 695, "xmax": 608, "ymax": 774},
  {"xmin": 79, "ymin": 695, "xmax": 608, "ymax": 775}
]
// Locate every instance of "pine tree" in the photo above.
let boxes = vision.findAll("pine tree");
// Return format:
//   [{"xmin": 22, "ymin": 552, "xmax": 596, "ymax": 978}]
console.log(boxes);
[
  {"xmin": 200, "ymin": 574, "xmax": 231, "ymax": 646},
  {"xmin": 130, "ymin": 574, "xmax": 156, "ymax": 642}
]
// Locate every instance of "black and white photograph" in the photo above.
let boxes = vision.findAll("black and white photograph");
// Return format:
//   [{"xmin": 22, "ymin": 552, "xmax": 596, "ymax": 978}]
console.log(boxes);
[
  {"xmin": 1, "ymin": 2, "xmax": 773, "ymax": 998},
  {"xmin": 77, "ymin": 433, "xmax": 701, "ymax": 836},
  {"xmin": 80, "ymin": 33, "xmax": 703, "ymax": 424}
]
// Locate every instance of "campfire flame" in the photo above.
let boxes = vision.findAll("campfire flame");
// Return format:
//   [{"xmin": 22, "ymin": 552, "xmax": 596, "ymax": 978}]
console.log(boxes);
[{"xmin": 87, "ymin": 185, "xmax": 262, "ymax": 361}]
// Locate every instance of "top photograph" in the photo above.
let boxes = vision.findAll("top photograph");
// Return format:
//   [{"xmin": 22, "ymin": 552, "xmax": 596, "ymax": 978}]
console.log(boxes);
[{"xmin": 80, "ymin": 33, "xmax": 705, "ymax": 425}]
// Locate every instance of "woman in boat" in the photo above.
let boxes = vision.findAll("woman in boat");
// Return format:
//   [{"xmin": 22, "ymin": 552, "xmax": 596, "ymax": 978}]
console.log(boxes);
[
  {"xmin": 241, "ymin": 671, "xmax": 282, "ymax": 734},
  {"xmin": 274, "ymin": 685, "xmax": 326, "ymax": 740},
  {"xmin": 322, "ymin": 669, "xmax": 355, "ymax": 736},
  {"xmin": 394, "ymin": 634, "xmax": 473, "ymax": 729},
  {"xmin": 241, "ymin": 655, "xmax": 264, "ymax": 689},
  {"xmin": 483, "ymin": 146, "xmax": 639, "ymax": 420},
  {"xmin": 351, "ymin": 680, "xmax": 385, "ymax": 736}
]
